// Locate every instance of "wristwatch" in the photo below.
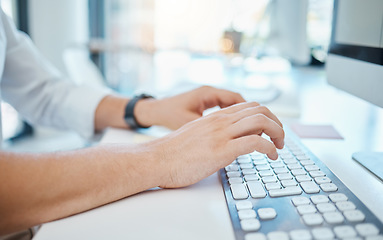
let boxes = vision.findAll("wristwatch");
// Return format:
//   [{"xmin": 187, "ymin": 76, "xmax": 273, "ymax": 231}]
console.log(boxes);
[{"xmin": 124, "ymin": 93, "xmax": 154, "ymax": 129}]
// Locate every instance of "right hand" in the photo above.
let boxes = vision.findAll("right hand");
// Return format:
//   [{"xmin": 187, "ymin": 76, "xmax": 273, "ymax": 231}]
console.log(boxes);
[{"xmin": 146, "ymin": 101, "xmax": 285, "ymax": 189}]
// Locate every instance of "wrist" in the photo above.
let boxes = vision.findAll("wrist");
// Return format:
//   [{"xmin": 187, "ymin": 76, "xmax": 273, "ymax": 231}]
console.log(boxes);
[
  {"xmin": 133, "ymin": 97, "xmax": 158, "ymax": 128},
  {"xmin": 124, "ymin": 94, "xmax": 155, "ymax": 129}
]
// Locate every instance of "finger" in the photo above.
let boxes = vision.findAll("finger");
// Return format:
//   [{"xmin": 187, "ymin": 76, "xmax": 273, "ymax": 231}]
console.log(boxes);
[
  {"xmin": 214, "ymin": 88, "xmax": 246, "ymax": 107},
  {"xmin": 213, "ymin": 101, "xmax": 261, "ymax": 115},
  {"xmin": 229, "ymin": 105, "xmax": 283, "ymax": 128},
  {"xmin": 227, "ymin": 114, "xmax": 285, "ymax": 149},
  {"xmin": 227, "ymin": 135, "xmax": 279, "ymax": 160},
  {"xmin": 197, "ymin": 87, "xmax": 247, "ymax": 110}
]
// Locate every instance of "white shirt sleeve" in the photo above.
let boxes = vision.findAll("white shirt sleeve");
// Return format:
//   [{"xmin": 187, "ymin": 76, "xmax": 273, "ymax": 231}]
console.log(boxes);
[{"xmin": 0, "ymin": 10, "xmax": 112, "ymax": 139}]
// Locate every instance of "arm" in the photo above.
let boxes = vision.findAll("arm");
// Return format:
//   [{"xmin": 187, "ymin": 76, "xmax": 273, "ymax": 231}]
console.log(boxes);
[
  {"xmin": 0, "ymin": 102, "xmax": 284, "ymax": 235},
  {"xmin": 0, "ymin": 10, "xmax": 110, "ymax": 139},
  {"xmin": 94, "ymin": 86, "xmax": 247, "ymax": 131}
]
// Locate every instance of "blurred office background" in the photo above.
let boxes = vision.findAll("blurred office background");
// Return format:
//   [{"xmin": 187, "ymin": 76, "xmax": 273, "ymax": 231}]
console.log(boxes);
[{"xmin": 0, "ymin": 0, "xmax": 333, "ymax": 151}]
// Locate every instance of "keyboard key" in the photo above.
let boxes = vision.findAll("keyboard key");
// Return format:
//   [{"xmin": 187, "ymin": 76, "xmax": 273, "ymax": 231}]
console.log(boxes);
[
  {"xmin": 269, "ymin": 186, "xmax": 302, "ymax": 197},
  {"xmin": 244, "ymin": 174, "xmax": 259, "ymax": 182},
  {"xmin": 274, "ymin": 167, "xmax": 289, "ymax": 174},
  {"xmin": 282, "ymin": 156, "xmax": 297, "ymax": 161},
  {"xmin": 292, "ymin": 169, "xmax": 307, "ymax": 176},
  {"xmin": 225, "ymin": 164, "xmax": 239, "ymax": 171},
  {"xmin": 296, "ymin": 175, "xmax": 313, "ymax": 182},
  {"xmin": 297, "ymin": 205, "xmax": 317, "ymax": 215},
  {"xmin": 320, "ymin": 183, "xmax": 338, "ymax": 192},
  {"xmin": 240, "ymin": 219, "xmax": 261, "ymax": 231},
  {"xmin": 323, "ymin": 211, "xmax": 344, "ymax": 224},
  {"xmin": 333, "ymin": 225, "xmax": 357, "ymax": 238},
  {"xmin": 257, "ymin": 208, "xmax": 277, "ymax": 220},
  {"xmin": 343, "ymin": 210, "xmax": 366, "ymax": 222},
  {"xmin": 245, "ymin": 233, "xmax": 267, "ymax": 240},
  {"xmin": 256, "ymin": 164, "xmax": 270, "ymax": 171},
  {"xmin": 266, "ymin": 157, "xmax": 279, "ymax": 162},
  {"xmin": 227, "ymin": 172, "xmax": 241, "ymax": 178},
  {"xmin": 230, "ymin": 183, "xmax": 249, "ymax": 200},
  {"xmin": 305, "ymin": 165, "xmax": 320, "ymax": 172},
  {"xmin": 336, "ymin": 201, "xmax": 356, "ymax": 211},
  {"xmin": 259, "ymin": 170, "xmax": 274, "ymax": 177},
  {"xmin": 236, "ymin": 201, "xmax": 253, "ymax": 210},
  {"xmin": 280, "ymin": 153, "xmax": 294, "ymax": 159},
  {"xmin": 314, "ymin": 177, "xmax": 331, "ymax": 184},
  {"xmin": 261, "ymin": 176, "xmax": 278, "ymax": 183},
  {"xmin": 281, "ymin": 179, "xmax": 298, "ymax": 187},
  {"xmin": 240, "ymin": 163, "xmax": 254, "ymax": 169},
  {"xmin": 355, "ymin": 223, "xmax": 380, "ymax": 237},
  {"xmin": 253, "ymin": 160, "xmax": 268, "ymax": 165},
  {"xmin": 290, "ymin": 229, "xmax": 312, "ymax": 240},
  {"xmin": 267, "ymin": 231, "xmax": 289, "ymax": 240},
  {"xmin": 310, "ymin": 195, "xmax": 329, "ymax": 204},
  {"xmin": 229, "ymin": 177, "xmax": 243, "ymax": 184},
  {"xmin": 270, "ymin": 162, "xmax": 285, "ymax": 168},
  {"xmin": 296, "ymin": 155, "xmax": 310, "ymax": 161},
  {"xmin": 311, "ymin": 227, "xmax": 335, "ymax": 240},
  {"xmin": 284, "ymin": 159, "xmax": 298, "ymax": 164},
  {"xmin": 329, "ymin": 193, "xmax": 348, "ymax": 202},
  {"xmin": 242, "ymin": 169, "xmax": 257, "ymax": 175},
  {"xmin": 238, "ymin": 209, "xmax": 257, "ymax": 220},
  {"xmin": 288, "ymin": 164, "xmax": 303, "ymax": 170},
  {"xmin": 292, "ymin": 150, "xmax": 305, "ymax": 156},
  {"xmin": 316, "ymin": 203, "xmax": 337, "ymax": 213},
  {"xmin": 292, "ymin": 196, "xmax": 310, "ymax": 206},
  {"xmin": 277, "ymin": 173, "xmax": 293, "ymax": 180},
  {"xmin": 265, "ymin": 182, "xmax": 281, "ymax": 190},
  {"xmin": 300, "ymin": 160, "xmax": 315, "ymax": 166},
  {"xmin": 309, "ymin": 171, "xmax": 326, "ymax": 178},
  {"xmin": 302, "ymin": 213, "xmax": 324, "ymax": 226},
  {"xmin": 247, "ymin": 181, "xmax": 267, "ymax": 198},
  {"xmin": 300, "ymin": 182, "xmax": 320, "ymax": 194}
]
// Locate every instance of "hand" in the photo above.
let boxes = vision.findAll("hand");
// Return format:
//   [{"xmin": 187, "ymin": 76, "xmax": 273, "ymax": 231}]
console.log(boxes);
[
  {"xmin": 146, "ymin": 101, "xmax": 284, "ymax": 188},
  {"xmin": 135, "ymin": 86, "xmax": 246, "ymax": 129}
]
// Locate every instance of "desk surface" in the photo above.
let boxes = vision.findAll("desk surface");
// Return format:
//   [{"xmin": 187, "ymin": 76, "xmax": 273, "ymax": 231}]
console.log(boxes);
[{"xmin": 33, "ymin": 67, "xmax": 383, "ymax": 240}]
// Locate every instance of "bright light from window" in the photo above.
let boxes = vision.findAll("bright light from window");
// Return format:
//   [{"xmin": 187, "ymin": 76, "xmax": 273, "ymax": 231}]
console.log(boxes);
[{"xmin": 0, "ymin": 0, "xmax": 14, "ymax": 19}]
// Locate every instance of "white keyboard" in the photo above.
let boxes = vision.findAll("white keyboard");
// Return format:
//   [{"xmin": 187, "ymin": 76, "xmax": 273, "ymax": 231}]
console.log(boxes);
[{"xmin": 219, "ymin": 131, "xmax": 383, "ymax": 240}]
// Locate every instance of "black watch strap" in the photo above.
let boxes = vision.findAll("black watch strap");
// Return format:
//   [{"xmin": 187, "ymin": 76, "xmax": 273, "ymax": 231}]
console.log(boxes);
[{"xmin": 124, "ymin": 93, "xmax": 154, "ymax": 129}]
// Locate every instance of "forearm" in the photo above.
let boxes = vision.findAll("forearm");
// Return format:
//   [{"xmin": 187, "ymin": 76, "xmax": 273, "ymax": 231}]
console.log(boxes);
[
  {"xmin": 94, "ymin": 95, "xmax": 158, "ymax": 131},
  {"xmin": 0, "ymin": 144, "xmax": 161, "ymax": 235}
]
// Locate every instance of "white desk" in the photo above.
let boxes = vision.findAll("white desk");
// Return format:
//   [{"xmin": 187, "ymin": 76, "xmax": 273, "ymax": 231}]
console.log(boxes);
[{"xmin": 33, "ymin": 67, "xmax": 383, "ymax": 240}]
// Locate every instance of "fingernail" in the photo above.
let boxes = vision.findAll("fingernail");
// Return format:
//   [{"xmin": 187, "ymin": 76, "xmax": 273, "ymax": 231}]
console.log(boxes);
[{"xmin": 269, "ymin": 152, "xmax": 278, "ymax": 160}]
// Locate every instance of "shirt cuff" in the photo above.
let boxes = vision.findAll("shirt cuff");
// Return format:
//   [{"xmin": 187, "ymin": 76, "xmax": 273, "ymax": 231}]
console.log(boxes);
[{"xmin": 58, "ymin": 85, "xmax": 112, "ymax": 139}]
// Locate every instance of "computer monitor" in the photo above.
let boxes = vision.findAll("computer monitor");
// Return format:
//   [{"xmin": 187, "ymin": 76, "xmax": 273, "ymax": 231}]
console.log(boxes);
[{"xmin": 326, "ymin": 0, "xmax": 383, "ymax": 181}]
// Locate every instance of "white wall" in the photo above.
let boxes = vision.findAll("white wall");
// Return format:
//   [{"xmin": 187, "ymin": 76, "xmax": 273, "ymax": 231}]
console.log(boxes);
[{"xmin": 28, "ymin": 0, "xmax": 89, "ymax": 76}]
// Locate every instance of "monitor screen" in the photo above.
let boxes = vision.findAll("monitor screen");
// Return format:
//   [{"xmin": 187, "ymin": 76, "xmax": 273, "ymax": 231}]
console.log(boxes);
[{"xmin": 326, "ymin": 0, "xmax": 383, "ymax": 108}]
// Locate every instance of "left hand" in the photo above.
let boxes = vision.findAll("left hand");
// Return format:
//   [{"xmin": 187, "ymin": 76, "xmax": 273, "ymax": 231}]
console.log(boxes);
[{"xmin": 135, "ymin": 86, "xmax": 246, "ymax": 130}]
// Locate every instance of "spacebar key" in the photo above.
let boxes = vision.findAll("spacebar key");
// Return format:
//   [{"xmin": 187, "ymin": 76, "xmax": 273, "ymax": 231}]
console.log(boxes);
[{"xmin": 269, "ymin": 186, "xmax": 302, "ymax": 197}]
